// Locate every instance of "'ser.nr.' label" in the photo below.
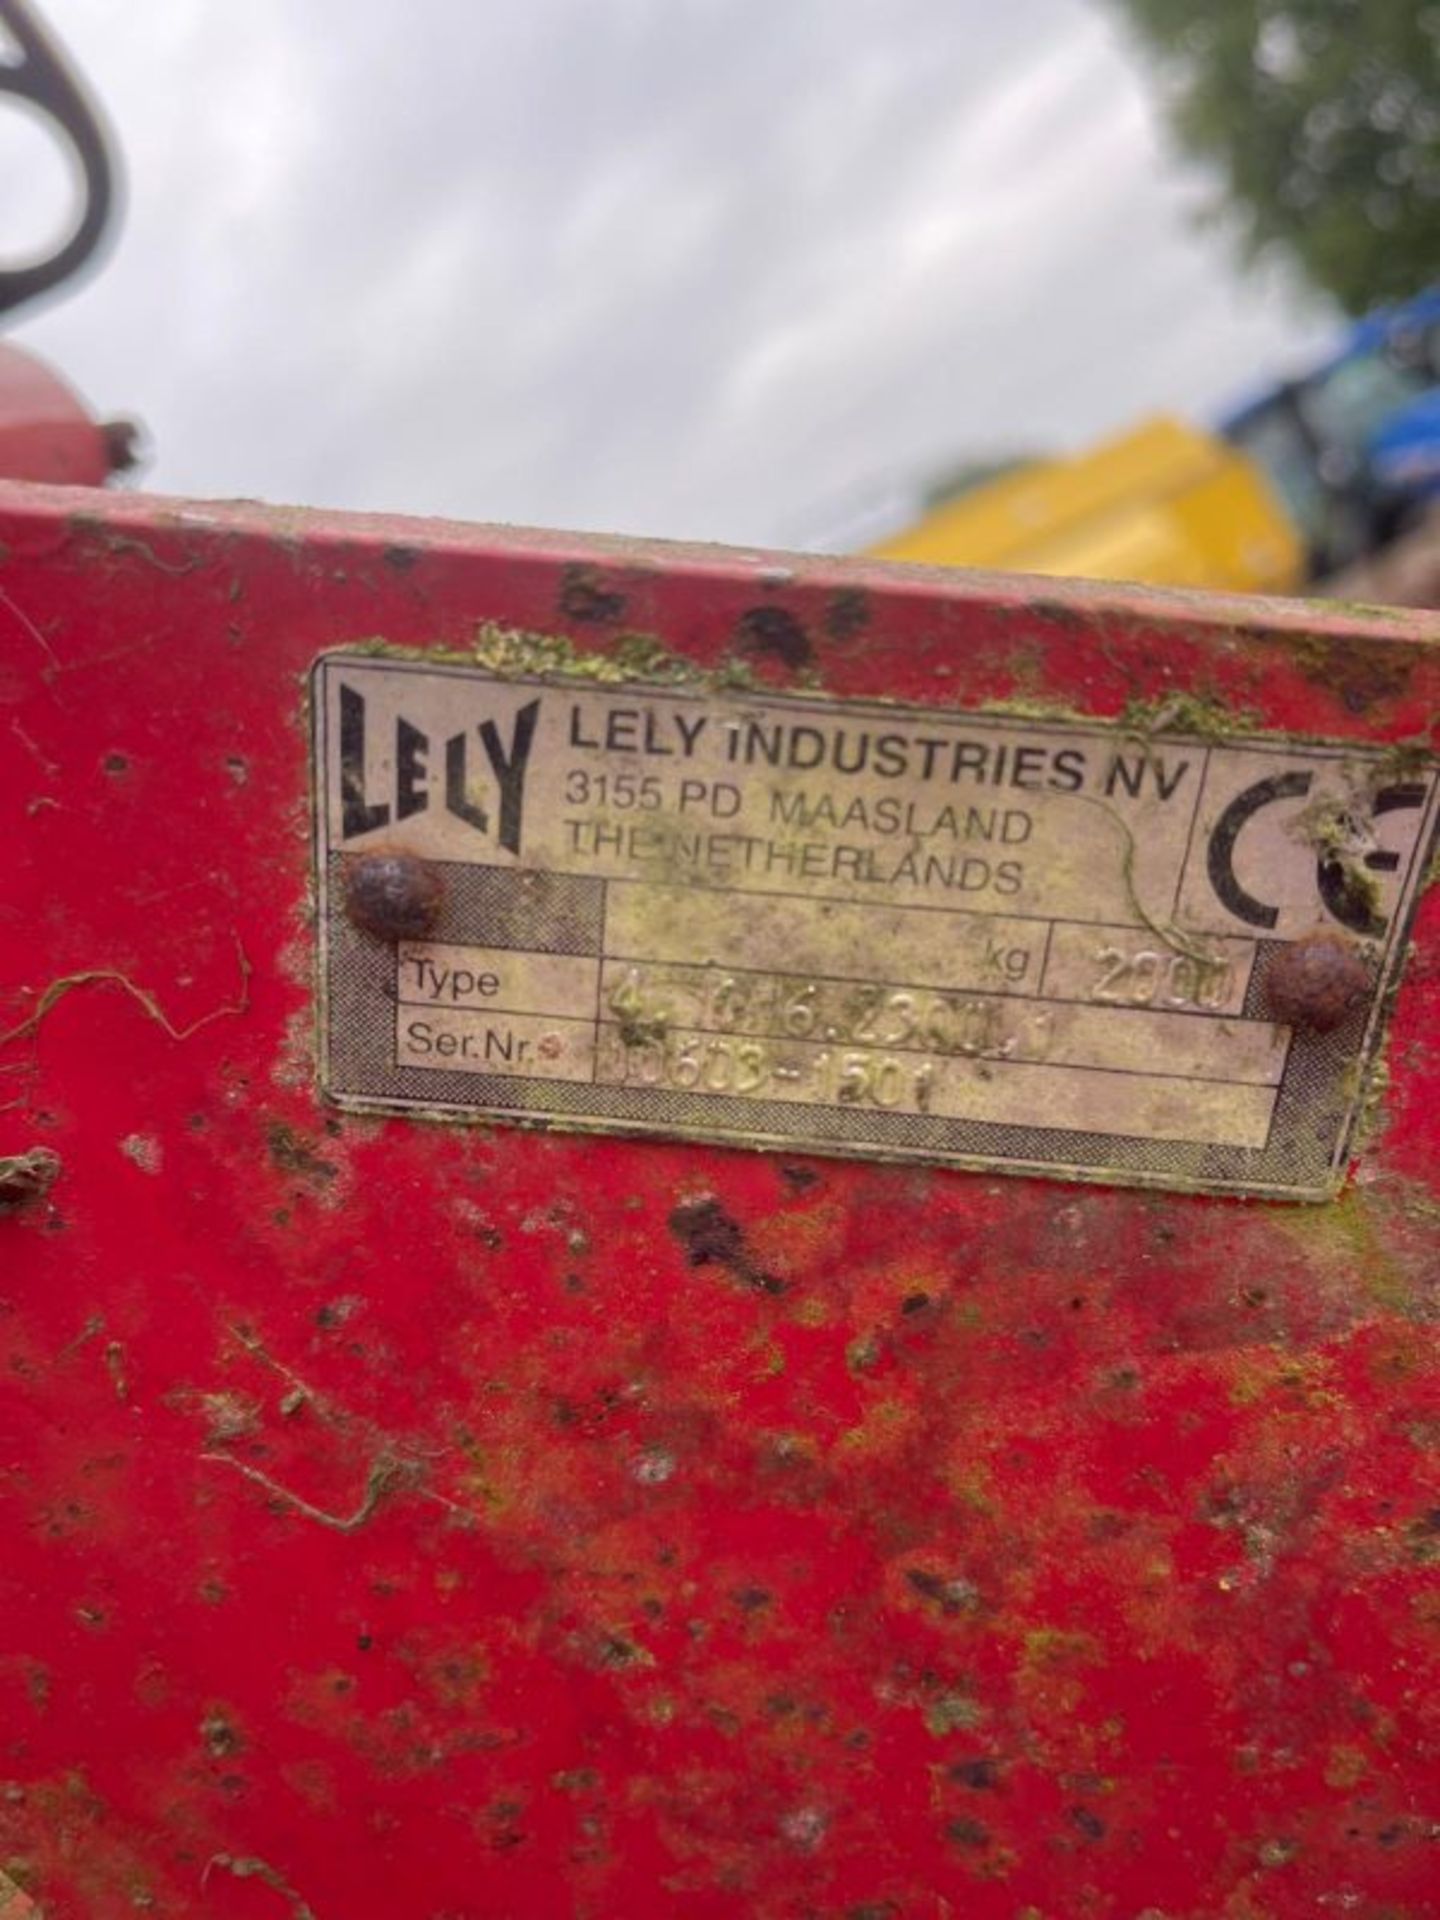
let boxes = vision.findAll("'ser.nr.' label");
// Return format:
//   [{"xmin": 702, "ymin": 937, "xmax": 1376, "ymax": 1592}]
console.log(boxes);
[{"xmin": 312, "ymin": 653, "xmax": 1439, "ymax": 1199}]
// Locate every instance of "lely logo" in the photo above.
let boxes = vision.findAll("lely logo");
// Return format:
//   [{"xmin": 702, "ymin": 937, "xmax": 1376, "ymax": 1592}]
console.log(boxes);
[
  {"xmin": 1207, "ymin": 772, "xmax": 1427, "ymax": 937},
  {"xmin": 337, "ymin": 683, "xmax": 540, "ymax": 854}
]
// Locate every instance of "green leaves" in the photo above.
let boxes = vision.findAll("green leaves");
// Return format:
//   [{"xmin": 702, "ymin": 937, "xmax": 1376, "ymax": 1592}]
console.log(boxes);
[{"xmin": 1109, "ymin": 0, "xmax": 1440, "ymax": 313}]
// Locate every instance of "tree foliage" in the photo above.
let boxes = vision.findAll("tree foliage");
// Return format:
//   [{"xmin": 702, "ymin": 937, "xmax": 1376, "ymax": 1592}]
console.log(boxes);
[{"xmin": 1109, "ymin": 0, "xmax": 1440, "ymax": 313}]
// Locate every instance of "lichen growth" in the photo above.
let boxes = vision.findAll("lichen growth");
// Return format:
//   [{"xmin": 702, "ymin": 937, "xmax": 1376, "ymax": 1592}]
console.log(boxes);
[
  {"xmin": 1374, "ymin": 736, "xmax": 1436, "ymax": 784},
  {"xmin": 1118, "ymin": 691, "xmax": 1264, "ymax": 741},
  {"xmin": 1346, "ymin": 1050, "xmax": 1392, "ymax": 1162},
  {"xmin": 1318, "ymin": 598, "xmax": 1417, "ymax": 624},
  {"xmin": 924, "ymin": 1691, "xmax": 985, "ymax": 1735},
  {"xmin": 341, "ymin": 623, "xmax": 764, "ymax": 692},
  {"xmin": 472, "ymin": 622, "xmax": 702, "ymax": 685}
]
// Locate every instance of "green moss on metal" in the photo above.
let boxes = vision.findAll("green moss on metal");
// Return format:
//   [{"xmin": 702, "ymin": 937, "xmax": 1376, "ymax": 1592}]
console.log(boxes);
[
  {"xmin": 1376, "ymin": 736, "xmax": 1437, "ymax": 782},
  {"xmin": 472, "ymin": 622, "xmax": 702, "ymax": 684},
  {"xmin": 336, "ymin": 624, "xmax": 774, "ymax": 694},
  {"xmin": 1118, "ymin": 692, "xmax": 1263, "ymax": 741},
  {"xmin": 1317, "ymin": 598, "xmax": 1417, "ymax": 624}
]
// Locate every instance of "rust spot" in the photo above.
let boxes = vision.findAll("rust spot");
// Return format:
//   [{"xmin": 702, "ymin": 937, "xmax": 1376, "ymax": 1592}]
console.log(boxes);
[
  {"xmin": 383, "ymin": 545, "xmax": 420, "ymax": 571},
  {"xmin": 734, "ymin": 606, "xmax": 812, "ymax": 671},
  {"xmin": 1069, "ymin": 1806, "xmax": 1106, "ymax": 1842},
  {"xmin": 586, "ymin": 1633, "xmax": 654, "ymax": 1672},
  {"xmin": 552, "ymin": 1768, "xmax": 601, "ymax": 1795},
  {"xmin": 559, "ymin": 565, "xmax": 627, "ymax": 625},
  {"xmin": 342, "ymin": 849, "xmax": 444, "ymax": 942},
  {"xmin": 1265, "ymin": 933, "xmax": 1369, "ymax": 1033},
  {"xmin": 1029, "ymin": 597, "xmax": 1087, "ymax": 631},
  {"xmin": 949, "ymin": 1758, "xmax": 999, "ymax": 1790},
  {"xmin": 668, "ymin": 1195, "xmax": 786, "ymax": 1295},
  {"xmin": 733, "ymin": 1586, "xmax": 772, "ymax": 1612},
  {"xmin": 904, "ymin": 1567, "xmax": 980, "ymax": 1617},
  {"xmin": 0, "ymin": 1148, "xmax": 60, "ymax": 1215},
  {"xmin": 266, "ymin": 1124, "xmax": 336, "ymax": 1183},
  {"xmin": 1299, "ymin": 647, "xmax": 1411, "ymax": 716},
  {"xmin": 201, "ymin": 1712, "xmax": 242, "ymax": 1758},
  {"xmin": 825, "ymin": 588, "xmax": 870, "ymax": 639}
]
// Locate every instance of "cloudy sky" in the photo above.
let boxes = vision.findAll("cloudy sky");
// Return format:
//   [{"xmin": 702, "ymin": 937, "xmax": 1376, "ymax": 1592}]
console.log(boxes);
[{"xmin": 3, "ymin": 0, "xmax": 1334, "ymax": 550}]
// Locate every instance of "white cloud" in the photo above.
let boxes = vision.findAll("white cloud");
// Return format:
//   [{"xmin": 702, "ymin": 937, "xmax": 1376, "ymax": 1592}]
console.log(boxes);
[{"xmin": 10, "ymin": 0, "xmax": 1333, "ymax": 549}]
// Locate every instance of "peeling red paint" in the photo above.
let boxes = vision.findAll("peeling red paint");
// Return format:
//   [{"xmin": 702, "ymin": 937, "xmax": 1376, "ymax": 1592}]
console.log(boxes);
[{"xmin": 1, "ymin": 483, "xmax": 1438, "ymax": 1916}]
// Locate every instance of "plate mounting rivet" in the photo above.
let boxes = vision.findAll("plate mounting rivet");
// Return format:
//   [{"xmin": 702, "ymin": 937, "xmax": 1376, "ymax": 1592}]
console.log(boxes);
[
  {"xmin": 1265, "ymin": 932, "xmax": 1368, "ymax": 1033},
  {"xmin": 341, "ymin": 851, "xmax": 444, "ymax": 941}
]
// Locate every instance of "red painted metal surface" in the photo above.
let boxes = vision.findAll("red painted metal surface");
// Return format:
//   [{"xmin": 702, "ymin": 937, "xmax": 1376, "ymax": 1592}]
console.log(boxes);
[
  {"xmin": 0, "ymin": 348, "xmax": 115, "ymax": 488},
  {"xmin": 2, "ymin": 482, "xmax": 1439, "ymax": 1918}
]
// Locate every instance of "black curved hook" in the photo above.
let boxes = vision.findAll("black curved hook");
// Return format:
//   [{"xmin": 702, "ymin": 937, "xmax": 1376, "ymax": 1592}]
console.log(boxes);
[{"xmin": 0, "ymin": 0, "xmax": 114, "ymax": 319}]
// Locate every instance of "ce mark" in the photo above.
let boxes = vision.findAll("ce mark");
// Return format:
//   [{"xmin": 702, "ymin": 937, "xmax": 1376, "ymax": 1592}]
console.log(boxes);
[{"xmin": 1206, "ymin": 774, "xmax": 1428, "ymax": 937}]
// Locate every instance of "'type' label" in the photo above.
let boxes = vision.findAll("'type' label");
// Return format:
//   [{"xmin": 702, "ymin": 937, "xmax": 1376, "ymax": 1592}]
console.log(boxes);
[{"xmin": 313, "ymin": 655, "xmax": 1438, "ymax": 1199}]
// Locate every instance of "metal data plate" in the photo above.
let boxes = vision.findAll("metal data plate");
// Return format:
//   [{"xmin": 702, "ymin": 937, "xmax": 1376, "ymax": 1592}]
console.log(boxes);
[
  {"xmin": 9, "ymin": 491, "xmax": 1440, "ymax": 1918},
  {"xmin": 315, "ymin": 655, "xmax": 1438, "ymax": 1199}
]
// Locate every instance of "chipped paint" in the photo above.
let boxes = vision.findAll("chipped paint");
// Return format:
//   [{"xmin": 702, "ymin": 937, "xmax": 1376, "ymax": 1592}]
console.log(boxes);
[{"xmin": 2, "ymin": 485, "xmax": 1439, "ymax": 1916}]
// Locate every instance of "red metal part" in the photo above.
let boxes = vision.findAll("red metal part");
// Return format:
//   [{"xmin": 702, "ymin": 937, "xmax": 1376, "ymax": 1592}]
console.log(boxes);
[
  {"xmin": 0, "ymin": 346, "xmax": 117, "ymax": 488},
  {"xmin": 2, "ymin": 482, "xmax": 1439, "ymax": 1918}
]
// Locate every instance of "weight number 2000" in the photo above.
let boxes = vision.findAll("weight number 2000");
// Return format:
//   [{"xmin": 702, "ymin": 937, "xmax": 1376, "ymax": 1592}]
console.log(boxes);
[{"xmin": 1091, "ymin": 946, "xmax": 1233, "ymax": 1009}]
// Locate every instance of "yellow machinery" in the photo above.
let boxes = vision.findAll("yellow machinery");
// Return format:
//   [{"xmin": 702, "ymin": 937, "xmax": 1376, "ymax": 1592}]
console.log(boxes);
[{"xmin": 869, "ymin": 415, "xmax": 1304, "ymax": 595}]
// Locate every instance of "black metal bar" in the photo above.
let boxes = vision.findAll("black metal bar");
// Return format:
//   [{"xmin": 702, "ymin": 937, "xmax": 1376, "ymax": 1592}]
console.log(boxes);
[{"xmin": 0, "ymin": 0, "xmax": 114, "ymax": 319}]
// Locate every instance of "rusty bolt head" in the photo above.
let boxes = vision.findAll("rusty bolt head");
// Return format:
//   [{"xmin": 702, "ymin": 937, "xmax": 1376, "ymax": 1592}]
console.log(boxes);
[
  {"xmin": 342, "ymin": 851, "xmax": 444, "ymax": 941},
  {"xmin": 1265, "ymin": 932, "xmax": 1369, "ymax": 1033}
]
